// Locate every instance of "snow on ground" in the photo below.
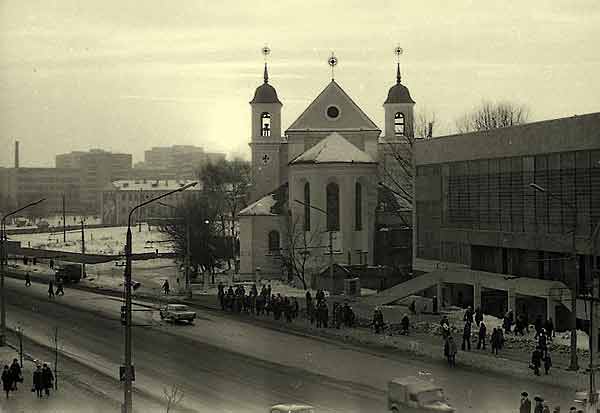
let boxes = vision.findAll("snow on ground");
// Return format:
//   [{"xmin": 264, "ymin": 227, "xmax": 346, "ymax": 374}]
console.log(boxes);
[
  {"xmin": 10, "ymin": 223, "xmax": 173, "ymax": 255},
  {"xmin": 4, "ymin": 214, "xmax": 101, "ymax": 230}
]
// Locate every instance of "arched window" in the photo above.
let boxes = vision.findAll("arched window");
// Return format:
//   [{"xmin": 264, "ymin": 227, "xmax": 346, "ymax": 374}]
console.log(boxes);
[
  {"xmin": 303, "ymin": 182, "xmax": 311, "ymax": 231},
  {"xmin": 261, "ymin": 112, "xmax": 271, "ymax": 137},
  {"xmin": 268, "ymin": 230, "xmax": 280, "ymax": 254},
  {"xmin": 355, "ymin": 182, "xmax": 362, "ymax": 230},
  {"xmin": 394, "ymin": 112, "xmax": 405, "ymax": 136},
  {"xmin": 326, "ymin": 182, "xmax": 340, "ymax": 231}
]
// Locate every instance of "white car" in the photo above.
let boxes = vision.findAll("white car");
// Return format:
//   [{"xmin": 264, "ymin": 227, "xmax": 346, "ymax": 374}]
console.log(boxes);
[
  {"xmin": 159, "ymin": 304, "xmax": 196, "ymax": 323},
  {"xmin": 269, "ymin": 404, "xmax": 315, "ymax": 413}
]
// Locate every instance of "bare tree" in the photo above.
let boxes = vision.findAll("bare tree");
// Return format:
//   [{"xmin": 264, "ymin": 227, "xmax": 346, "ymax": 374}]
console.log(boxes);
[
  {"xmin": 163, "ymin": 384, "xmax": 185, "ymax": 413},
  {"xmin": 455, "ymin": 100, "xmax": 529, "ymax": 134},
  {"xmin": 278, "ymin": 216, "xmax": 323, "ymax": 290}
]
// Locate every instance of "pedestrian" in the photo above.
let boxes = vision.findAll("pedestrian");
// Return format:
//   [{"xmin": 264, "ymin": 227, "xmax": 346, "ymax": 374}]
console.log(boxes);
[
  {"xmin": 48, "ymin": 281, "xmax": 55, "ymax": 300},
  {"xmin": 477, "ymin": 321, "xmax": 487, "ymax": 350},
  {"xmin": 33, "ymin": 364, "xmax": 44, "ymax": 397},
  {"xmin": 305, "ymin": 290, "xmax": 312, "ymax": 317},
  {"xmin": 9, "ymin": 358, "xmax": 22, "ymax": 390},
  {"xmin": 475, "ymin": 306, "xmax": 483, "ymax": 326},
  {"xmin": 218, "ymin": 282, "xmax": 225, "ymax": 310},
  {"xmin": 491, "ymin": 328, "xmax": 500, "ymax": 355},
  {"xmin": 401, "ymin": 314, "xmax": 410, "ymax": 335},
  {"xmin": 461, "ymin": 320, "xmax": 471, "ymax": 351},
  {"xmin": 162, "ymin": 279, "xmax": 170, "ymax": 295},
  {"xmin": 464, "ymin": 306, "xmax": 474, "ymax": 325},
  {"xmin": 334, "ymin": 303, "xmax": 343, "ymax": 329},
  {"xmin": 267, "ymin": 283, "xmax": 272, "ymax": 300},
  {"xmin": 42, "ymin": 363, "xmax": 54, "ymax": 397},
  {"xmin": 534, "ymin": 396, "xmax": 544, "ymax": 413},
  {"xmin": 531, "ymin": 346, "xmax": 543, "ymax": 376},
  {"xmin": 544, "ymin": 318, "xmax": 555, "ymax": 341},
  {"xmin": 444, "ymin": 336, "xmax": 457, "ymax": 367},
  {"xmin": 538, "ymin": 328, "xmax": 548, "ymax": 357},
  {"xmin": 2, "ymin": 365, "xmax": 12, "ymax": 399},
  {"xmin": 373, "ymin": 307, "xmax": 385, "ymax": 334},
  {"xmin": 544, "ymin": 352, "xmax": 552, "ymax": 375},
  {"xmin": 56, "ymin": 278, "xmax": 65, "ymax": 296},
  {"xmin": 292, "ymin": 297, "xmax": 299, "ymax": 319},
  {"xmin": 503, "ymin": 310, "xmax": 513, "ymax": 334},
  {"xmin": 49, "ymin": 259, "xmax": 54, "ymax": 269},
  {"xmin": 25, "ymin": 272, "xmax": 32, "ymax": 287},
  {"xmin": 520, "ymin": 391, "xmax": 532, "ymax": 413},
  {"xmin": 440, "ymin": 315, "xmax": 450, "ymax": 340},
  {"xmin": 534, "ymin": 314, "xmax": 544, "ymax": 339}
]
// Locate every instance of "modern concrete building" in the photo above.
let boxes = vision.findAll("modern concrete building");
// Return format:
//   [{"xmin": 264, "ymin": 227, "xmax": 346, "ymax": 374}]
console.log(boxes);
[
  {"xmin": 136, "ymin": 145, "xmax": 226, "ymax": 179},
  {"xmin": 410, "ymin": 113, "xmax": 600, "ymax": 327},
  {"xmin": 100, "ymin": 179, "xmax": 202, "ymax": 226},
  {"xmin": 56, "ymin": 149, "xmax": 132, "ymax": 212}
]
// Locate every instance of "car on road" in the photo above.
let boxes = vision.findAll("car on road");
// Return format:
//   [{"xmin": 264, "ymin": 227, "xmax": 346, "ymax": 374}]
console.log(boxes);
[
  {"xmin": 159, "ymin": 304, "xmax": 196, "ymax": 324},
  {"xmin": 269, "ymin": 404, "xmax": 315, "ymax": 413},
  {"xmin": 55, "ymin": 264, "xmax": 82, "ymax": 283},
  {"xmin": 388, "ymin": 377, "xmax": 455, "ymax": 412}
]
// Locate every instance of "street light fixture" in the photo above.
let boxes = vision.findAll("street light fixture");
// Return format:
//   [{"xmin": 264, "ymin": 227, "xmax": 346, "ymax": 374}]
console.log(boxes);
[
  {"xmin": 1, "ymin": 198, "xmax": 46, "ymax": 347},
  {"xmin": 529, "ymin": 182, "xmax": 578, "ymax": 371},
  {"xmin": 122, "ymin": 182, "xmax": 196, "ymax": 413}
]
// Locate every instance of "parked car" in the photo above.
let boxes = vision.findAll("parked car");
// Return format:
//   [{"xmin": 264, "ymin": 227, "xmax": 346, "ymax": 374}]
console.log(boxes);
[
  {"xmin": 55, "ymin": 264, "xmax": 82, "ymax": 283},
  {"xmin": 269, "ymin": 404, "xmax": 315, "ymax": 413},
  {"xmin": 388, "ymin": 377, "xmax": 454, "ymax": 412},
  {"xmin": 159, "ymin": 304, "xmax": 196, "ymax": 323}
]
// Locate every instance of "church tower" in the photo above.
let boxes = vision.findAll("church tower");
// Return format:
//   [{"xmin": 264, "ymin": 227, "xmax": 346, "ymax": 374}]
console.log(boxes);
[
  {"xmin": 383, "ymin": 62, "xmax": 415, "ymax": 140},
  {"xmin": 249, "ymin": 62, "xmax": 283, "ymax": 201}
]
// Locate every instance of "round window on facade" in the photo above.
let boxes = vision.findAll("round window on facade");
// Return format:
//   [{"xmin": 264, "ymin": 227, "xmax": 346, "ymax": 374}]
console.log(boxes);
[{"xmin": 326, "ymin": 105, "xmax": 340, "ymax": 119}]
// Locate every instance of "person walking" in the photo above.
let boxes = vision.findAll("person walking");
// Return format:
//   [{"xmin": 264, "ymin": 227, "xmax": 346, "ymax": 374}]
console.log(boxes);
[
  {"xmin": 42, "ymin": 363, "xmax": 54, "ymax": 397},
  {"xmin": 9, "ymin": 359, "xmax": 22, "ymax": 391},
  {"xmin": 373, "ymin": 307, "xmax": 385, "ymax": 334},
  {"xmin": 533, "ymin": 396, "xmax": 544, "ymax": 413},
  {"xmin": 444, "ymin": 336, "xmax": 457, "ymax": 367},
  {"xmin": 33, "ymin": 365, "xmax": 44, "ymax": 397},
  {"xmin": 440, "ymin": 315, "xmax": 450, "ymax": 340},
  {"xmin": 56, "ymin": 278, "xmax": 65, "ymax": 296},
  {"xmin": 162, "ymin": 279, "xmax": 170, "ymax": 295},
  {"xmin": 531, "ymin": 346, "xmax": 543, "ymax": 376},
  {"xmin": 477, "ymin": 321, "xmax": 487, "ymax": 350},
  {"xmin": 520, "ymin": 391, "xmax": 532, "ymax": 413},
  {"xmin": 534, "ymin": 314, "xmax": 544, "ymax": 339},
  {"xmin": 48, "ymin": 281, "xmax": 55, "ymax": 300},
  {"xmin": 2, "ymin": 365, "xmax": 12, "ymax": 399},
  {"xmin": 401, "ymin": 314, "xmax": 410, "ymax": 335},
  {"xmin": 462, "ymin": 320, "xmax": 472, "ymax": 351},
  {"xmin": 544, "ymin": 318, "xmax": 555, "ymax": 341},
  {"xmin": 475, "ymin": 307, "xmax": 483, "ymax": 327},
  {"xmin": 464, "ymin": 306, "xmax": 474, "ymax": 325},
  {"xmin": 25, "ymin": 272, "xmax": 32, "ymax": 287},
  {"xmin": 217, "ymin": 282, "xmax": 225, "ymax": 310},
  {"xmin": 491, "ymin": 328, "xmax": 501, "ymax": 355},
  {"xmin": 544, "ymin": 352, "xmax": 552, "ymax": 375}
]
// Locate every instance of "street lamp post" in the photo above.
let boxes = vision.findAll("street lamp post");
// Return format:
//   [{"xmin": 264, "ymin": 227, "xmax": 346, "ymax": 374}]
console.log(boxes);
[
  {"xmin": 122, "ymin": 182, "xmax": 196, "ymax": 413},
  {"xmin": 0, "ymin": 198, "xmax": 45, "ymax": 346},
  {"xmin": 530, "ymin": 183, "xmax": 578, "ymax": 371}
]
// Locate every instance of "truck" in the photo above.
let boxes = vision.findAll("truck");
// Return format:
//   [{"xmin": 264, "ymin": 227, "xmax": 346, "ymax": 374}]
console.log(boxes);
[
  {"xmin": 55, "ymin": 263, "xmax": 82, "ymax": 284},
  {"xmin": 388, "ymin": 377, "xmax": 455, "ymax": 412}
]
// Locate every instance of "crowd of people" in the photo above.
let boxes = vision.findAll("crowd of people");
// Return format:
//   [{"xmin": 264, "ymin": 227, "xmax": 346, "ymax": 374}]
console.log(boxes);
[
  {"xmin": 216, "ymin": 283, "xmax": 359, "ymax": 328},
  {"xmin": 1, "ymin": 359, "xmax": 54, "ymax": 400},
  {"xmin": 519, "ymin": 391, "xmax": 582, "ymax": 413}
]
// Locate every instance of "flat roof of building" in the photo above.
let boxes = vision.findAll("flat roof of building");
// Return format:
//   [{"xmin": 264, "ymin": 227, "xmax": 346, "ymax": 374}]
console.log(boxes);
[
  {"xmin": 416, "ymin": 112, "xmax": 600, "ymax": 165},
  {"xmin": 108, "ymin": 179, "xmax": 201, "ymax": 191}
]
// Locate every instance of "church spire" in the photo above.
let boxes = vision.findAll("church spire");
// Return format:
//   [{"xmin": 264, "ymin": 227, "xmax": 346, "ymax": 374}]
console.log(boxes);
[
  {"xmin": 396, "ymin": 62, "xmax": 401, "ymax": 84},
  {"xmin": 264, "ymin": 62, "xmax": 269, "ymax": 83},
  {"xmin": 394, "ymin": 45, "xmax": 403, "ymax": 84}
]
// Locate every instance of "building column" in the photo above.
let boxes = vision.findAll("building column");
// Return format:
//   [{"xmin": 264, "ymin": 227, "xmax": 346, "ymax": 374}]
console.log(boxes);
[
  {"xmin": 436, "ymin": 282, "xmax": 445, "ymax": 310},
  {"xmin": 473, "ymin": 282, "xmax": 482, "ymax": 310},
  {"xmin": 546, "ymin": 296, "xmax": 556, "ymax": 324},
  {"xmin": 507, "ymin": 288, "xmax": 517, "ymax": 315}
]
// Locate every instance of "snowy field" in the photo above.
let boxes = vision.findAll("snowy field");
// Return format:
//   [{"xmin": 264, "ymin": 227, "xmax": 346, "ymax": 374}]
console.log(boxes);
[
  {"xmin": 9, "ymin": 223, "xmax": 173, "ymax": 255},
  {"xmin": 4, "ymin": 214, "xmax": 101, "ymax": 230}
]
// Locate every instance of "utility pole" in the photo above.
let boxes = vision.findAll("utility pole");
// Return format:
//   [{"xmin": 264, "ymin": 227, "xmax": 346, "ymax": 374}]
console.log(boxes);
[
  {"xmin": 54, "ymin": 326, "xmax": 58, "ymax": 390},
  {"xmin": 329, "ymin": 230, "xmax": 334, "ymax": 281},
  {"xmin": 138, "ymin": 189, "xmax": 142, "ymax": 233},
  {"xmin": 186, "ymin": 218, "xmax": 192, "ymax": 298},
  {"xmin": 16, "ymin": 326, "xmax": 23, "ymax": 368},
  {"xmin": 81, "ymin": 220, "xmax": 86, "ymax": 279},
  {"xmin": 62, "ymin": 194, "xmax": 66, "ymax": 243}
]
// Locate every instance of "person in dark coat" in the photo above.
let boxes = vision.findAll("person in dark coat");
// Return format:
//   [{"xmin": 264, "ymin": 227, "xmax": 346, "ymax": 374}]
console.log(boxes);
[
  {"xmin": 544, "ymin": 318, "xmax": 555, "ymax": 341},
  {"xmin": 162, "ymin": 279, "xmax": 170, "ymax": 295},
  {"xmin": 464, "ymin": 306, "xmax": 474, "ymax": 325},
  {"xmin": 491, "ymin": 328, "xmax": 501, "ymax": 355},
  {"xmin": 217, "ymin": 282, "xmax": 225, "ymax": 310},
  {"xmin": 292, "ymin": 297, "xmax": 299, "ymax": 319},
  {"xmin": 2, "ymin": 365, "xmax": 12, "ymax": 399},
  {"xmin": 533, "ymin": 396, "xmax": 544, "ymax": 413},
  {"xmin": 440, "ymin": 315, "xmax": 450, "ymax": 340},
  {"xmin": 48, "ymin": 281, "xmax": 55, "ymax": 299},
  {"xmin": 520, "ymin": 391, "xmax": 532, "ymax": 413},
  {"xmin": 33, "ymin": 365, "xmax": 44, "ymax": 397},
  {"xmin": 401, "ymin": 314, "xmax": 410, "ymax": 335},
  {"xmin": 531, "ymin": 346, "xmax": 543, "ymax": 376},
  {"xmin": 474, "ymin": 307, "xmax": 483, "ymax": 327},
  {"xmin": 477, "ymin": 321, "xmax": 487, "ymax": 350},
  {"xmin": 9, "ymin": 359, "xmax": 21, "ymax": 390},
  {"xmin": 544, "ymin": 352, "xmax": 552, "ymax": 375},
  {"xmin": 373, "ymin": 307, "xmax": 385, "ymax": 334},
  {"xmin": 444, "ymin": 336, "xmax": 457, "ymax": 367},
  {"xmin": 55, "ymin": 278, "xmax": 65, "ymax": 296},
  {"xmin": 462, "ymin": 321, "xmax": 471, "ymax": 351},
  {"xmin": 25, "ymin": 272, "xmax": 32, "ymax": 287},
  {"xmin": 42, "ymin": 363, "xmax": 54, "ymax": 396},
  {"xmin": 538, "ymin": 328, "xmax": 548, "ymax": 357},
  {"xmin": 305, "ymin": 290, "xmax": 313, "ymax": 318},
  {"xmin": 534, "ymin": 314, "xmax": 544, "ymax": 339},
  {"xmin": 334, "ymin": 303, "xmax": 343, "ymax": 329}
]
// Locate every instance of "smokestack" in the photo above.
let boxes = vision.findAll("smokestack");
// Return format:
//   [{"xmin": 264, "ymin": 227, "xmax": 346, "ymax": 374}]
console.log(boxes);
[{"xmin": 14, "ymin": 140, "xmax": 19, "ymax": 168}]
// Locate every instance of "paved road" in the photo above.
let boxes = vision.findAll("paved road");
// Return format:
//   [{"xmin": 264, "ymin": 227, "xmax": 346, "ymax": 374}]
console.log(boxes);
[{"xmin": 4, "ymin": 278, "xmax": 580, "ymax": 412}]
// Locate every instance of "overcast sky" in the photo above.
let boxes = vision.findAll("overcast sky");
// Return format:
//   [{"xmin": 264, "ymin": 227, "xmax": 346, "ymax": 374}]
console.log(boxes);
[{"xmin": 1, "ymin": 0, "xmax": 599, "ymax": 167}]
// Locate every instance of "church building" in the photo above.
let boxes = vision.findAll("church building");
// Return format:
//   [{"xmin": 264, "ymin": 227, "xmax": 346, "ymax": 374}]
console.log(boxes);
[{"xmin": 239, "ymin": 57, "xmax": 415, "ymax": 280}]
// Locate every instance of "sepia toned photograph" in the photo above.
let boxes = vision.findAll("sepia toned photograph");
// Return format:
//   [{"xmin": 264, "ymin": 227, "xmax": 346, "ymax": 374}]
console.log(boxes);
[{"xmin": 1, "ymin": 1, "xmax": 599, "ymax": 412}]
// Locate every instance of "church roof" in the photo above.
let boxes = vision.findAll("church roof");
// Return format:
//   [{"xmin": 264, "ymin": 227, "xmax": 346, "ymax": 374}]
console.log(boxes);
[
  {"xmin": 384, "ymin": 63, "xmax": 415, "ymax": 104},
  {"xmin": 239, "ymin": 183, "xmax": 288, "ymax": 216},
  {"xmin": 290, "ymin": 132, "xmax": 376, "ymax": 165},
  {"xmin": 287, "ymin": 80, "xmax": 380, "ymax": 132},
  {"xmin": 250, "ymin": 63, "xmax": 282, "ymax": 104}
]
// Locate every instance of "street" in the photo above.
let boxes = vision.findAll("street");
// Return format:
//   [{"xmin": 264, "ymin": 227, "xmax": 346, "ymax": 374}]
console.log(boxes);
[{"xmin": 4, "ymin": 277, "xmax": 581, "ymax": 412}]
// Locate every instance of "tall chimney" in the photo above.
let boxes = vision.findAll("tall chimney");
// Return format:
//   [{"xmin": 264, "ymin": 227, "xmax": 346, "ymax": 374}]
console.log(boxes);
[{"xmin": 14, "ymin": 140, "xmax": 19, "ymax": 168}]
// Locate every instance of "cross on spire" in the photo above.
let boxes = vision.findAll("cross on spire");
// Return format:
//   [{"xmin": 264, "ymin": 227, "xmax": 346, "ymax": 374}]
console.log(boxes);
[
  {"xmin": 328, "ymin": 52, "xmax": 338, "ymax": 80},
  {"xmin": 394, "ymin": 45, "xmax": 403, "ymax": 83},
  {"xmin": 262, "ymin": 45, "xmax": 271, "ymax": 83}
]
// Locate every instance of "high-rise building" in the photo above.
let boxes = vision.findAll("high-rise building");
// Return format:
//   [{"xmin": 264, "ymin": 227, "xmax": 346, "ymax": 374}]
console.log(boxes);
[
  {"xmin": 136, "ymin": 145, "xmax": 226, "ymax": 179},
  {"xmin": 56, "ymin": 149, "xmax": 132, "ymax": 212}
]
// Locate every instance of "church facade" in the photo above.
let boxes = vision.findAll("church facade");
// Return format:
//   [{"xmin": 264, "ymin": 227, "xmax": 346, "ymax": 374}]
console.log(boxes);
[{"xmin": 239, "ymin": 62, "xmax": 415, "ymax": 280}]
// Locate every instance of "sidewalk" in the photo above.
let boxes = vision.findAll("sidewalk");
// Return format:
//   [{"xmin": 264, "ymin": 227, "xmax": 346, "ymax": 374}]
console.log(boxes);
[
  {"xmin": 5, "ymin": 264, "xmax": 590, "ymax": 391},
  {"xmin": 0, "ymin": 344, "xmax": 115, "ymax": 413}
]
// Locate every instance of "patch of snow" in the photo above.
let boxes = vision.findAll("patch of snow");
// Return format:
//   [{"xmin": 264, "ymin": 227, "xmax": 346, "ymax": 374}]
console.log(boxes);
[{"xmin": 291, "ymin": 132, "xmax": 375, "ymax": 164}]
